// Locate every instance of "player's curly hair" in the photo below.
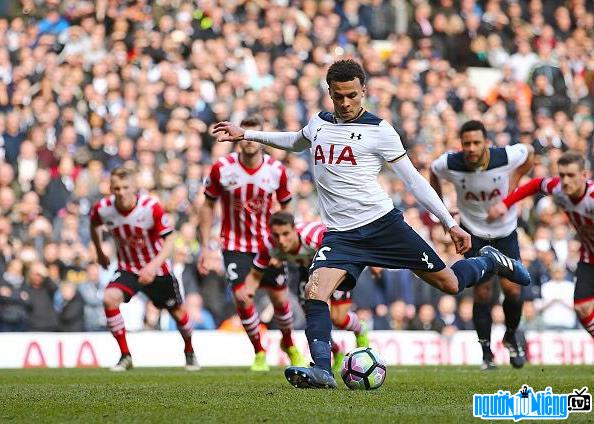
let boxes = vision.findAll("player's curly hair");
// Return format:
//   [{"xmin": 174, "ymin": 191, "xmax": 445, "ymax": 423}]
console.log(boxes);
[
  {"xmin": 326, "ymin": 59, "xmax": 366, "ymax": 86},
  {"xmin": 459, "ymin": 120, "xmax": 487, "ymax": 139}
]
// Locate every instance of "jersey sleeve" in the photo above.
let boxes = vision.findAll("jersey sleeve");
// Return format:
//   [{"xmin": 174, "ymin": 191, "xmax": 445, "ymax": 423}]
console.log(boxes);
[
  {"xmin": 505, "ymin": 144, "xmax": 530, "ymax": 169},
  {"xmin": 377, "ymin": 121, "xmax": 406, "ymax": 162},
  {"xmin": 540, "ymin": 176, "xmax": 560, "ymax": 194},
  {"xmin": 203, "ymin": 162, "xmax": 223, "ymax": 200},
  {"xmin": 253, "ymin": 249, "xmax": 271, "ymax": 270},
  {"xmin": 90, "ymin": 202, "xmax": 103, "ymax": 226},
  {"xmin": 276, "ymin": 165, "xmax": 292, "ymax": 204},
  {"xmin": 430, "ymin": 153, "xmax": 450, "ymax": 180},
  {"xmin": 300, "ymin": 114, "xmax": 321, "ymax": 142},
  {"xmin": 301, "ymin": 223, "xmax": 326, "ymax": 250},
  {"xmin": 152, "ymin": 202, "xmax": 174, "ymax": 237}
]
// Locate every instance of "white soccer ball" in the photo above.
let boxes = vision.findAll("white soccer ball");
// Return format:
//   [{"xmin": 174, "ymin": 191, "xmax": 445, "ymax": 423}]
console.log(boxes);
[{"xmin": 340, "ymin": 347, "xmax": 387, "ymax": 390}]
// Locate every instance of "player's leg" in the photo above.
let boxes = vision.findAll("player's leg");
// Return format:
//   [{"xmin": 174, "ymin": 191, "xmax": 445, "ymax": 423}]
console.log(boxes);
[
  {"xmin": 573, "ymin": 262, "xmax": 594, "ymax": 338},
  {"xmin": 500, "ymin": 278, "xmax": 526, "ymax": 368},
  {"xmin": 266, "ymin": 285, "xmax": 305, "ymax": 366},
  {"xmin": 473, "ymin": 280, "xmax": 496, "ymax": 370},
  {"xmin": 330, "ymin": 291, "xmax": 368, "ymax": 348},
  {"xmin": 169, "ymin": 304, "xmax": 200, "ymax": 371},
  {"xmin": 103, "ymin": 270, "xmax": 140, "ymax": 371},
  {"xmin": 223, "ymin": 251, "xmax": 267, "ymax": 370},
  {"xmin": 285, "ymin": 266, "xmax": 346, "ymax": 389},
  {"xmin": 143, "ymin": 274, "xmax": 200, "ymax": 370}
]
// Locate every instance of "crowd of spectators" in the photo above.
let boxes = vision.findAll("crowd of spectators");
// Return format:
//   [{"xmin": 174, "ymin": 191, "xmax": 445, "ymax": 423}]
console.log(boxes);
[{"xmin": 0, "ymin": 0, "xmax": 592, "ymax": 335}]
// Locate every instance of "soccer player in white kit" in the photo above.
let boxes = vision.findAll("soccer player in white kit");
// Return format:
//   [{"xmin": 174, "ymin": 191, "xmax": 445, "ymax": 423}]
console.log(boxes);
[
  {"xmin": 213, "ymin": 60, "xmax": 531, "ymax": 388},
  {"xmin": 430, "ymin": 120, "xmax": 534, "ymax": 370},
  {"xmin": 488, "ymin": 151, "xmax": 594, "ymax": 339}
]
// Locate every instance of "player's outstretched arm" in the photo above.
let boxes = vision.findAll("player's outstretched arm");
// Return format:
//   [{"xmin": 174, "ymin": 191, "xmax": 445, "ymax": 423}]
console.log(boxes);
[
  {"xmin": 390, "ymin": 155, "xmax": 470, "ymax": 254},
  {"xmin": 486, "ymin": 177, "xmax": 545, "ymax": 222},
  {"xmin": 213, "ymin": 121, "xmax": 311, "ymax": 152}
]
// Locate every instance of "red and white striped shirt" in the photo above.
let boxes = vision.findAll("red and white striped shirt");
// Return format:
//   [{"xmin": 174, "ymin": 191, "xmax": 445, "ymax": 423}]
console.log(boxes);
[
  {"xmin": 504, "ymin": 177, "xmax": 594, "ymax": 264},
  {"xmin": 204, "ymin": 152, "xmax": 292, "ymax": 253},
  {"xmin": 254, "ymin": 222, "xmax": 327, "ymax": 269},
  {"xmin": 90, "ymin": 194, "xmax": 174, "ymax": 276}
]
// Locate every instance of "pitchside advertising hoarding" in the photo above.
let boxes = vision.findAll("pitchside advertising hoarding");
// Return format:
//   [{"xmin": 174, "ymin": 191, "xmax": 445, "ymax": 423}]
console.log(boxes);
[{"xmin": 0, "ymin": 330, "xmax": 592, "ymax": 368}]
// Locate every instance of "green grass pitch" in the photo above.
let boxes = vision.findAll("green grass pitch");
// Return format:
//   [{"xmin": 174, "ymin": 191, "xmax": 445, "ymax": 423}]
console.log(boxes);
[{"xmin": 1, "ymin": 366, "xmax": 591, "ymax": 423}]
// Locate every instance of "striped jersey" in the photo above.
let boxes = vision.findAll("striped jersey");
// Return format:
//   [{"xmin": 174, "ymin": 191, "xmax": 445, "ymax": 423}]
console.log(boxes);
[
  {"xmin": 431, "ymin": 145, "xmax": 529, "ymax": 239},
  {"xmin": 90, "ymin": 194, "xmax": 174, "ymax": 276},
  {"xmin": 541, "ymin": 177, "xmax": 594, "ymax": 264},
  {"xmin": 253, "ymin": 222, "xmax": 327, "ymax": 269},
  {"xmin": 204, "ymin": 152, "xmax": 292, "ymax": 253}
]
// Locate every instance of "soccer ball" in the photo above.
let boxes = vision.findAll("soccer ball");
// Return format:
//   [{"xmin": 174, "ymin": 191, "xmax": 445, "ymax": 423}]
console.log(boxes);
[{"xmin": 340, "ymin": 347, "xmax": 387, "ymax": 390}]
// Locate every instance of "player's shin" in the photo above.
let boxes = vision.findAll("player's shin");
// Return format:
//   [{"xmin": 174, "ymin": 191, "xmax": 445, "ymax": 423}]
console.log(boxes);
[
  {"xmin": 105, "ymin": 307, "xmax": 130, "ymax": 355},
  {"xmin": 173, "ymin": 310, "xmax": 194, "ymax": 353},
  {"xmin": 273, "ymin": 300, "xmax": 295, "ymax": 348},
  {"xmin": 451, "ymin": 257, "xmax": 494, "ymax": 292},
  {"xmin": 578, "ymin": 309, "xmax": 594, "ymax": 338},
  {"xmin": 503, "ymin": 297, "xmax": 524, "ymax": 334},
  {"xmin": 304, "ymin": 299, "xmax": 333, "ymax": 372},
  {"xmin": 237, "ymin": 303, "xmax": 265, "ymax": 353}
]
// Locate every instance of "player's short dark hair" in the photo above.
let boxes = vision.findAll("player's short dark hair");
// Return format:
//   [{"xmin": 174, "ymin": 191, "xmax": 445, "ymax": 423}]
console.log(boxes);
[
  {"xmin": 326, "ymin": 59, "xmax": 366, "ymax": 86},
  {"xmin": 558, "ymin": 151, "xmax": 585, "ymax": 170},
  {"xmin": 269, "ymin": 211, "xmax": 295, "ymax": 228},
  {"xmin": 240, "ymin": 116, "xmax": 262, "ymax": 129},
  {"xmin": 459, "ymin": 120, "xmax": 487, "ymax": 139},
  {"xmin": 110, "ymin": 165, "xmax": 137, "ymax": 179}
]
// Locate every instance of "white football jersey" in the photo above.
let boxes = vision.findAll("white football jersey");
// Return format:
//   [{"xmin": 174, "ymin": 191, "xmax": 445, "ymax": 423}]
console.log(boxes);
[
  {"xmin": 431, "ymin": 144, "xmax": 529, "ymax": 239},
  {"xmin": 301, "ymin": 110, "xmax": 406, "ymax": 231}
]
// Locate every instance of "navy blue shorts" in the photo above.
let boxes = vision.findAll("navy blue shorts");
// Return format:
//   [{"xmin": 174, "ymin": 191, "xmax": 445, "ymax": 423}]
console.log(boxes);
[
  {"xmin": 309, "ymin": 209, "xmax": 445, "ymax": 291},
  {"xmin": 462, "ymin": 226, "xmax": 521, "ymax": 260}
]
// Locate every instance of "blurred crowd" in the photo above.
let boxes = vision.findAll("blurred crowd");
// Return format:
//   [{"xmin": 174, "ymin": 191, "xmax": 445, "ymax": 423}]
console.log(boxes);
[{"xmin": 0, "ymin": 0, "xmax": 592, "ymax": 335}]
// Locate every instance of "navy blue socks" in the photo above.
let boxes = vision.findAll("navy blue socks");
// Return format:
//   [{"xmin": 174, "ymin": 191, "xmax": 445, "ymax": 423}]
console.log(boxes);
[
  {"xmin": 304, "ymin": 299, "xmax": 332, "ymax": 372},
  {"xmin": 452, "ymin": 257, "xmax": 495, "ymax": 293}
]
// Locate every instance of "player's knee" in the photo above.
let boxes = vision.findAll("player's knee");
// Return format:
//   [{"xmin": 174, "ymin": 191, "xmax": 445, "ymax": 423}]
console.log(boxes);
[
  {"xmin": 103, "ymin": 288, "xmax": 122, "ymax": 309},
  {"xmin": 574, "ymin": 302, "xmax": 592, "ymax": 319}
]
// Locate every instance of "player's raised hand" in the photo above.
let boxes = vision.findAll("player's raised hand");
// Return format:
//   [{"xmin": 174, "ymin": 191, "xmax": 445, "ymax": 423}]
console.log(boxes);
[
  {"xmin": 487, "ymin": 201, "xmax": 508, "ymax": 223},
  {"xmin": 212, "ymin": 121, "xmax": 246, "ymax": 143},
  {"xmin": 449, "ymin": 225, "xmax": 471, "ymax": 254}
]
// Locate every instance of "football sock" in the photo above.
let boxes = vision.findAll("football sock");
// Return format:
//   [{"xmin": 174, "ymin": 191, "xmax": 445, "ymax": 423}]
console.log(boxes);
[
  {"xmin": 579, "ymin": 310, "xmax": 594, "ymax": 338},
  {"xmin": 173, "ymin": 311, "xmax": 194, "ymax": 353},
  {"xmin": 452, "ymin": 257, "xmax": 494, "ymax": 292},
  {"xmin": 237, "ymin": 304, "xmax": 265, "ymax": 353},
  {"xmin": 337, "ymin": 311, "xmax": 362, "ymax": 335},
  {"xmin": 105, "ymin": 308, "xmax": 130, "ymax": 355},
  {"xmin": 502, "ymin": 297, "xmax": 523, "ymax": 333},
  {"xmin": 273, "ymin": 301, "xmax": 295, "ymax": 348},
  {"xmin": 304, "ymin": 299, "xmax": 332, "ymax": 372},
  {"xmin": 331, "ymin": 339, "xmax": 341, "ymax": 355},
  {"xmin": 473, "ymin": 301, "xmax": 493, "ymax": 348}
]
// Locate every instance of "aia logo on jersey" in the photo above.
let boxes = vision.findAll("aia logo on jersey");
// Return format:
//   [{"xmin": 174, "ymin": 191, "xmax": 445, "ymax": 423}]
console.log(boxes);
[
  {"xmin": 314, "ymin": 144, "xmax": 357, "ymax": 165},
  {"xmin": 464, "ymin": 189, "xmax": 502, "ymax": 202}
]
